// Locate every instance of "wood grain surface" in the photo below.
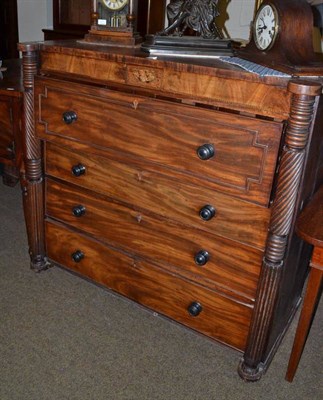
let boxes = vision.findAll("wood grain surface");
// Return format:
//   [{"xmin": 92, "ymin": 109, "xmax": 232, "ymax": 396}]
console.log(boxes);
[
  {"xmin": 46, "ymin": 220, "xmax": 252, "ymax": 351},
  {"xmin": 46, "ymin": 179, "xmax": 263, "ymax": 301},
  {"xmin": 36, "ymin": 78, "xmax": 283, "ymax": 206},
  {"xmin": 45, "ymin": 142, "xmax": 271, "ymax": 249},
  {"xmin": 38, "ymin": 43, "xmax": 293, "ymax": 119},
  {"xmin": 19, "ymin": 40, "xmax": 323, "ymax": 380}
]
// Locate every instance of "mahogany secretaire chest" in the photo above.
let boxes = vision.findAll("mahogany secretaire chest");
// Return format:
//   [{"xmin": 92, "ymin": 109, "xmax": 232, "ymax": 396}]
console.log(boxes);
[{"xmin": 18, "ymin": 41, "xmax": 323, "ymax": 381}]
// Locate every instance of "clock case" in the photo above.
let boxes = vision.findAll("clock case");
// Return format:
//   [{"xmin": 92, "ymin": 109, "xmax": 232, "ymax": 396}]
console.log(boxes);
[
  {"xmin": 239, "ymin": 0, "xmax": 323, "ymax": 75},
  {"xmin": 83, "ymin": 0, "xmax": 142, "ymax": 46},
  {"xmin": 98, "ymin": 0, "xmax": 129, "ymax": 28}
]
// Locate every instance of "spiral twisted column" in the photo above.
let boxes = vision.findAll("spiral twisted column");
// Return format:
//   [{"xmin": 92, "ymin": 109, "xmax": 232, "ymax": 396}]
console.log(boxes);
[
  {"xmin": 238, "ymin": 80, "xmax": 322, "ymax": 381},
  {"xmin": 18, "ymin": 43, "xmax": 49, "ymax": 272}
]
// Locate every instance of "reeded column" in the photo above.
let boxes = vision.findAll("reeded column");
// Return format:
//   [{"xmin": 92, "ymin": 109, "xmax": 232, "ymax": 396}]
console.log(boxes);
[
  {"xmin": 18, "ymin": 42, "xmax": 49, "ymax": 272},
  {"xmin": 238, "ymin": 80, "xmax": 322, "ymax": 381}
]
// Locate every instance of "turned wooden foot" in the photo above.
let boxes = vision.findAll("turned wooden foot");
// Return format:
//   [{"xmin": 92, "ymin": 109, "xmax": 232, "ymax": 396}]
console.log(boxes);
[{"xmin": 30, "ymin": 254, "xmax": 51, "ymax": 272}]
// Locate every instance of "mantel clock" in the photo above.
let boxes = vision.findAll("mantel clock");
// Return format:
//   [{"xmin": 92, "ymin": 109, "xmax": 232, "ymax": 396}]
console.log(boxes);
[
  {"xmin": 239, "ymin": 0, "xmax": 323, "ymax": 75},
  {"xmin": 84, "ymin": 0, "xmax": 142, "ymax": 46}
]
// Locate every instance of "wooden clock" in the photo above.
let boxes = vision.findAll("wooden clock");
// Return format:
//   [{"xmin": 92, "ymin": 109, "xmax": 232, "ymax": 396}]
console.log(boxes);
[
  {"xmin": 83, "ymin": 0, "xmax": 142, "ymax": 46},
  {"xmin": 239, "ymin": 0, "xmax": 323, "ymax": 75}
]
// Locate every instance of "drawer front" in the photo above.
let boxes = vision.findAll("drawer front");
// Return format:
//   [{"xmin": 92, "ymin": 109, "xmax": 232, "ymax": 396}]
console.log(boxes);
[
  {"xmin": 45, "ymin": 142, "xmax": 270, "ymax": 249},
  {"xmin": 36, "ymin": 78, "xmax": 283, "ymax": 205},
  {"xmin": 46, "ymin": 221, "xmax": 252, "ymax": 351},
  {"xmin": 46, "ymin": 179, "xmax": 262, "ymax": 300}
]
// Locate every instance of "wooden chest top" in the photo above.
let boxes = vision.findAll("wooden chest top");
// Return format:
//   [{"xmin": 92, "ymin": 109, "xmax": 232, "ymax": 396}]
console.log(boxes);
[{"xmin": 36, "ymin": 40, "xmax": 295, "ymax": 119}]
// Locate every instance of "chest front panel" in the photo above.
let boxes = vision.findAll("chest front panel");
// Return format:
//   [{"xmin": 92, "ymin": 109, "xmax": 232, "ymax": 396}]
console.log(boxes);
[{"xmin": 34, "ymin": 73, "xmax": 286, "ymax": 352}]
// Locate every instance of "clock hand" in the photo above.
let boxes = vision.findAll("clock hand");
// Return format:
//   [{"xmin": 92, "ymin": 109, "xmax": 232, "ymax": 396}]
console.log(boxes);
[
  {"xmin": 257, "ymin": 24, "xmax": 265, "ymax": 34},
  {"xmin": 260, "ymin": 17, "xmax": 267, "ymax": 30}
]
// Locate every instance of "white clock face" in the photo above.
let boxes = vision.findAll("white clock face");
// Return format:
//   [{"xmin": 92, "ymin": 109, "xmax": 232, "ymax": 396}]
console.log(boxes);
[
  {"xmin": 102, "ymin": 0, "xmax": 128, "ymax": 11},
  {"xmin": 254, "ymin": 4, "xmax": 279, "ymax": 51}
]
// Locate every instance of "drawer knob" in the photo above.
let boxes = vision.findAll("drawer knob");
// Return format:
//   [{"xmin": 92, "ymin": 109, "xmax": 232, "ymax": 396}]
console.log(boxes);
[
  {"xmin": 62, "ymin": 111, "xmax": 77, "ymax": 124},
  {"xmin": 188, "ymin": 302, "xmax": 203, "ymax": 317},
  {"xmin": 194, "ymin": 250, "xmax": 210, "ymax": 266},
  {"xmin": 197, "ymin": 144, "xmax": 215, "ymax": 160},
  {"xmin": 199, "ymin": 205, "xmax": 216, "ymax": 221},
  {"xmin": 72, "ymin": 205, "xmax": 86, "ymax": 217},
  {"xmin": 71, "ymin": 163, "xmax": 86, "ymax": 177},
  {"xmin": 71, "ymin": 250, "xmax": 84, "ymax": 263}
]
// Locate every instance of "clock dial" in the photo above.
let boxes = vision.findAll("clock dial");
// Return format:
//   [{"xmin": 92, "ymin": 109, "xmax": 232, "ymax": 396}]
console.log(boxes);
[
  {"xmin": 253, "ymin": 4, "xmax": 279, "ymax": 51},
  {"xmin": 102, "ymin": 0, "xmax": 128, "ymax": 11}
]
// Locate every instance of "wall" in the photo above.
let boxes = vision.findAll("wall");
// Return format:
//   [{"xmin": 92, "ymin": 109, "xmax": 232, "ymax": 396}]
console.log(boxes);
[
  {"xmin": 165, "ymin": 0, "xmax": 256, "ymax": 40},
  {"xmin": 17, "ymin": 1, "xmax": 322, "ymax": 51},
  {"xmin": 18, "ymin": 0, "xmax": 255, "ymax": 43},
  {"xmin": 224, "ymin": 0, "xmax": 255, "ymax": 40},
  {"xmin": 17, "ymin": 0, "xmax": 52, "ymax": 42}
]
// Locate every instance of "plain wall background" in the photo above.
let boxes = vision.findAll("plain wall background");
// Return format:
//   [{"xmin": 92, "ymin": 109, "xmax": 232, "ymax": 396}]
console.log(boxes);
[
  {"xmin": 17, "ymin": 1, "xmax": 322, "ymax": 51},
  {"xmin": 18, "ymin": 0, "xmax": 256, "ymax": 42},
  {"xmin": 17, "ymin": 0, "xmax": 52, "ymax": 42}
]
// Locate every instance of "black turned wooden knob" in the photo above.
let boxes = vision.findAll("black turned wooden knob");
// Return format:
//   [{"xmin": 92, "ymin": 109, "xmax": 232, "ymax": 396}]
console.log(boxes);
[
  {"xmin": 71, "ymin": 250, "xmax": 84, "ymax": 263},
  {"xmin": 194, "ymin": 250, "xmax": 210, "ymax": 266},
  {"xmin": 199, "ymin": 205, "xmax": 216, "ymax": 221},
  {"xmin": 71, "ymin": 163, "xmax": 86, "ymax": 177},
  {"xmin": 62, "ymin": 111, "xmax": 77, "ymax": 124},
  {"xmin": 72, "ymin": 205, "xmax": 86, "ymax": 217},
  {"xmin": 188, "ymin": 302, "xmax": 202, "ymax": 317},
  {"xmin": 197, "ymin": 144, "xmax": 215, "ymax": 160}
]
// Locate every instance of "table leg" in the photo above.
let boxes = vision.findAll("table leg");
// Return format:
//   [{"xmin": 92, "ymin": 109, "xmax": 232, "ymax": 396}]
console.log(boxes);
[{"xmin": 285, "ymin": 266, "xmax": 322, "ymax": 382}]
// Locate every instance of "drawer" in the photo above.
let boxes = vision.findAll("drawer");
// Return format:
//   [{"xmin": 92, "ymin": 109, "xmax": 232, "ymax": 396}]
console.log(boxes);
[
  {"xmin": 35, "ymin": 78, "xmax": 283, "ymax": 205},
  {"xmin": 46, "ymin": 179, "xmax": 263, "ymax": 300},
  {"xmin": 46, "ymin": 221, "xmax": 253, "ymax": 351},
  {"xmin": 45, "ymin": 142, "xmax": 270, "ymax": 249}
]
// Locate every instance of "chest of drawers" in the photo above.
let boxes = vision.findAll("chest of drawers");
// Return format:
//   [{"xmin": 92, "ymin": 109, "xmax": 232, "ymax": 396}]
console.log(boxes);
[{"xmin": 18, "ymin": 41, "xmax": 323, "ymax": 381}]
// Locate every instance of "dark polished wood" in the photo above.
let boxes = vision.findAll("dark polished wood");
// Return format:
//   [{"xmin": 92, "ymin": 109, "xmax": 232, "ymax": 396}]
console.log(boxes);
[
  {"xmin": 239, "ymin": 80, "xmax": 322, "ymax": 381},
  {"xmin": 46, "ymin": 178, "xmax": 262, "ymax": 301},
  {"xmin": 18, "ymin": 40, "xmax": 323, "ymax": 381},
  {"xmin": 0, "ymin": 59, "xmax": 23, "ymax": 186},
  {"xmin": 0, "ymin": 0, "xmax": 19, "ymax": 59},
  {"xmin": 35, "ymin": 76, "xmax": 282, "ymax": 205},
  {"xmin": 295, "ymin": 185, "xmax": 323, "ymax": 248},
  {"xmin": 43, "ymin": 0, "xmax": 91, "ymax": 40},
  {"xmin": 43, "ymin": 28, "xmax": 90, "ymax": 41},
  {"xmin": 137, "ymin": 0, "xmax": 166, "ymax": 35},
  {"xmin": 18, "ymin": 43, "xmax": 48, "ymax": 272},
  {"xmin": 45, "ymin": 142, "xmax": 270, "ymax": 249},
  {"xmin": 46, "ymin": 220, "xmax": 252, "ymax": 351},
  {"xmin": 286, "ymin": 185, "xmax": 323, "ymax": 382}
]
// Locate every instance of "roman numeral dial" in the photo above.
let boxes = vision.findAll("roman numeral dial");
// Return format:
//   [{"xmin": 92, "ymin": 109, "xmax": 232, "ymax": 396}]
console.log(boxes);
[
  {"xmin": 103, "ymin": 0, "xmax": 128, "ymax": 11},
  {"xmin": 253, "ymin": 4, "xmax": 279, "ymax": 51}
]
